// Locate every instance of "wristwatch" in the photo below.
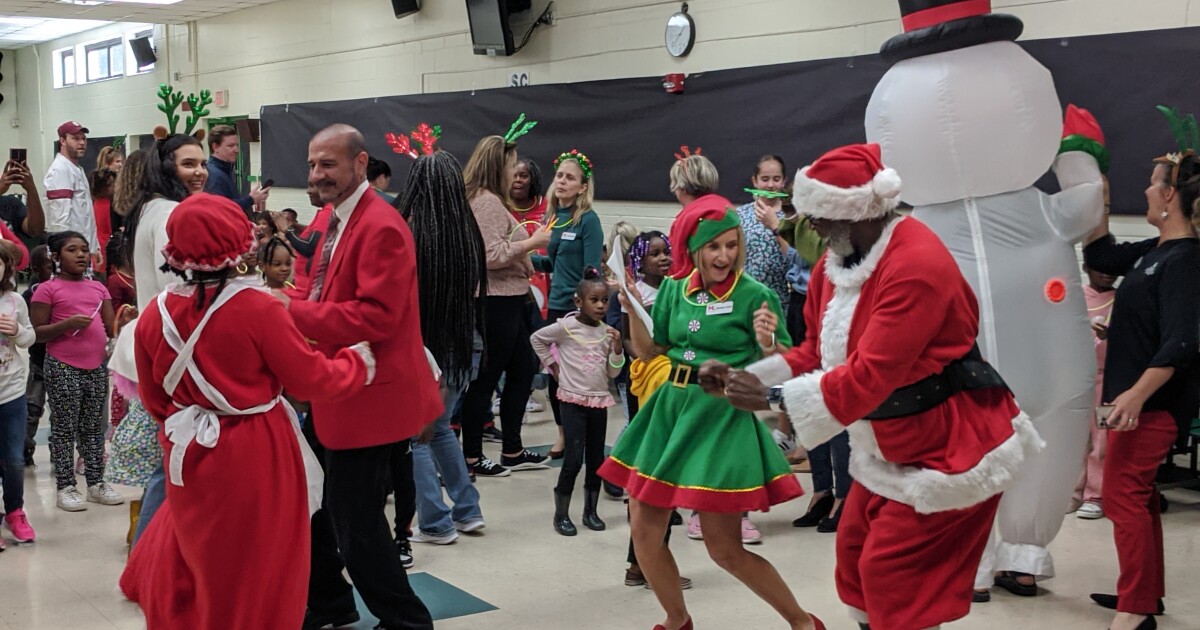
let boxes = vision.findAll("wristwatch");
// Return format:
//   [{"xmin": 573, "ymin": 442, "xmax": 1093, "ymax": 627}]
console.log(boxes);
[{"xmin": 767, "ymin": 385, "xmax": 785, "ymax": 413}]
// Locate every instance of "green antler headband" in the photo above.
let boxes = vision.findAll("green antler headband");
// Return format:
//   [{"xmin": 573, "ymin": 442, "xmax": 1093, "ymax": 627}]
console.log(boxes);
[
  {"xmin": 1154, "ymin": 105, "xmax": 1200, "ymax": 186},
  {"xmin": 156, "ymin": 84, "xmax": 213, "ymax": 136},
  {"xmin": 503, "ymin": 113, "xmax": 538, "ymax": 144}
]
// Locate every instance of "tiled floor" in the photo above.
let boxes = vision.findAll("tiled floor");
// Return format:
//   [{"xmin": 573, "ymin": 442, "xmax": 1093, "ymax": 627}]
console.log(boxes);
[{"xmin": 3, "ymin": 401, "xmax": 1198, "ymax": 629}]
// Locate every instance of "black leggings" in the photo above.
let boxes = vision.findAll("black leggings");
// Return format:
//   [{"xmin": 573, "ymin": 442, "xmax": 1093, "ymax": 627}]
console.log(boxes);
[
  {"xmin": 462, "ymin": 295, "xmax": 536, "ymax": 459},
  {"xmin": 545, "ymin": 309, "xmax": 569, "ymax": 427},
  {"xmin": 555, "ymin": 402, "xmax": 607, "ymax": 495}
]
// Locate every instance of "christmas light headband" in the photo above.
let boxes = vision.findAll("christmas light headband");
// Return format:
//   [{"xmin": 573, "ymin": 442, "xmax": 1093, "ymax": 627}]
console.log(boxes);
[
  {"xmin": 674, "ymin": 145, "xmax": 702, "ymax": 161},
  {"xmin": 503, "ymin": 113, "xmax": 538, "ymax": 144},
  {"xmin": 555, "ymin": 149, "xmax": 594, "ymax": 182},
  {"xmin": 1154, "ymin": 105, "xmax": 1200, "ymax": 186},
  {"xmin": 386, "ymin": 123, "xmax": 442, "ymax": 159},
  {"xmin": 155, "ymin": 83, "xmax": 212, "ymax": 138}
]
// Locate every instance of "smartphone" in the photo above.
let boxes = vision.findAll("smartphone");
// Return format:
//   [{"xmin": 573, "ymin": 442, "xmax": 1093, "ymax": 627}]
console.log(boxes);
[
  {"xmin": 260, "ymin": 178, "xmax": 274, "ymax": 189},
  {"xmin": 8, "ymin": 148, "xmax": 26, "ymax": 165},
  {"xmin": 1095, "ymin": 405, "xmax": 1115, "ymax": 428}
]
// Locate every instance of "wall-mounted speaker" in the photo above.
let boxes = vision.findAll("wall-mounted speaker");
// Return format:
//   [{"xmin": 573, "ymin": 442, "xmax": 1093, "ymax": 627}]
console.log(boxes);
[
  {"xmin": 392, "ymin": 0, "xmax": 420, "ymax": 18},
  {"xmin": 130, "ymin": 36, "xmax": 157, "ymax": 69}
]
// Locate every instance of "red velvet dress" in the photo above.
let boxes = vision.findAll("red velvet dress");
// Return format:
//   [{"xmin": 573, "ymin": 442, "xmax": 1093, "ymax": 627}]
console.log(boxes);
[{"xmin": 119, "ymin": 283, "xmax": 367, "ymax": 630}]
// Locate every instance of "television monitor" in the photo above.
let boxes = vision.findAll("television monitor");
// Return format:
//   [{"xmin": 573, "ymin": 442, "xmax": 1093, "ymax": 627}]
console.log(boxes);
[{"xmin": 466, "ymin": 0, "xmax": 515, "ymax": 56}]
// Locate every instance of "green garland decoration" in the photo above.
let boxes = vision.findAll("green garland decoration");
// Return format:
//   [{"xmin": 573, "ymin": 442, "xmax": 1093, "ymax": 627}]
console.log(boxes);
[
  {"xmin": 554, "ymin": 149, "xmax": 593, "ymax": 182},
  {"xmin": 1156, "ymin": 105, "xmax": 1200, "ymax": 154},
  {"xmin": 503, "ymin": 113, "xmax": 538, "ymax": 144},
  {"xmin": 744, "ymin": 187, "xmax": 790, "ymax": 199}
]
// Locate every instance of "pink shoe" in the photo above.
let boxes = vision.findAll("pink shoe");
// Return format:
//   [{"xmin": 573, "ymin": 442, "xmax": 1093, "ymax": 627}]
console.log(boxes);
[
  {"xmin": 4, "ymin": 508, "xmax": 35, "ymax": 543},
  {"xmin": 741, "ymin": 516, "xmax": 762, "ymax": 544},
  {"xmin": 686, "ymin": 513, "xmax": 702, "ymax": 540}
]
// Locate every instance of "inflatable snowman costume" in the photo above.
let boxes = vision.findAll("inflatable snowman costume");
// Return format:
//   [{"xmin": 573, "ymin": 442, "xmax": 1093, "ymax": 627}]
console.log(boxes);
[{"xmin": 865, "ymin": 1, "xmax": 1107, "ymax": 587}]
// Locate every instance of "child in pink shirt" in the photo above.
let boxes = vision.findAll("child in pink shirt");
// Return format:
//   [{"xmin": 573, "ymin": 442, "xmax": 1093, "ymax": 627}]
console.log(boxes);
[
  {"xmin": 1073, "ymin": 265, "xmax": 1116, "ymax": 520},
  {"xmin": 531, "ymin": 267, "xmax": 624, "ymax": 537}
]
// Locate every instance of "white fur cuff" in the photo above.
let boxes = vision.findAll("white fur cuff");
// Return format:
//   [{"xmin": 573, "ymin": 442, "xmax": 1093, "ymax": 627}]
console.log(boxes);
[
  {"xmin": 350, "ymin": 342, "xmax": 377, "ymax": 385},
  {"xmin": 781, "ymin": 371, "xmax": 846, "ymax": 449},
  {"xmin": 745, "ymin": 354, "xmax": 794, "ymax": 388}
]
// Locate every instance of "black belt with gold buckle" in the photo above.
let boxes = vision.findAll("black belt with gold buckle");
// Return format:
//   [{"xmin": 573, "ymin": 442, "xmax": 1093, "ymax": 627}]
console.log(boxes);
[{"xmin": 669, "ymin": 363, "xmax": 700, "ymax": 388}]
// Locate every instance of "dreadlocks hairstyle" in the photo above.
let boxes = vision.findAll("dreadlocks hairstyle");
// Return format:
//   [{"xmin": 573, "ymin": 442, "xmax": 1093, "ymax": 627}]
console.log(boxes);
[
  {"xmin": 123, "ymin": 135, "xmax": 203, "ymax": 272},
  {"xmin": 397, "ymin": 151, "xmax": 489, "ymax": 371},
  {"xmin": 627, "ymin": 231, "xmax": 671, "ymax": 281},
  {"xmin": 512, "ymin": 156, "xmax": 544, "ymax": 206},
  {"xmin": 575, "ymin": 266, "xmax": 608, "ymax": 297},
  {"xmin": 161, "ymin": 263, "xmax": 235, "ymax": 311}
]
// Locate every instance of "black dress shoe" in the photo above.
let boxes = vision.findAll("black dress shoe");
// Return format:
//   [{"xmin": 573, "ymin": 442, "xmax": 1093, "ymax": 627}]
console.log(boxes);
[
  {"xmin": 793, "ymin": 493, "xmax": 834, "ymax": 528},
  {"xmin": 993, "ymin": 571, "xmax": 1038, "ymax": 597},
  {"xmin": 1108, "ymin": 615, "xmax": 1158, "ymax": 630},
  {"xmin": 1090, "ymin": 593, "xmax": 1165, "ymax": 615},
  {"xmin": 816, "ymin": 502, "xmax": 843, "ymax": 533},
  {"xmin": 973, "ymin": 589, "xmax": 991, "ymax": 603},
  {"xmin": 301, "ymin": 609, "xmax": 360, "ymax": 630}
]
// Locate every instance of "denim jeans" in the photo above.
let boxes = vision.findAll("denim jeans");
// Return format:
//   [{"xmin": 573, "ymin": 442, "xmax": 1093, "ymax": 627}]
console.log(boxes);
[
  {"xmin": 809, "ymin": 430, "xmax": 852, "ymax": 499},
  {"xmin": 413, "ymin": 371, "xmax": 482, "ymax": 536},
  {"xmin": 0, "ymin": 396, "xmax": 28, "ymax": 512},
  {"xmin": 132, "ymin": 461, "xmax": 167, "ymax": 548}
]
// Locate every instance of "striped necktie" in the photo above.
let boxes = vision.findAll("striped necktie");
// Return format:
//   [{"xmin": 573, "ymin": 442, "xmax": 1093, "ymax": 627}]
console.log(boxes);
[{"xmin": 308, "ymin": 208, "xmax": 341, "ymax": 301}]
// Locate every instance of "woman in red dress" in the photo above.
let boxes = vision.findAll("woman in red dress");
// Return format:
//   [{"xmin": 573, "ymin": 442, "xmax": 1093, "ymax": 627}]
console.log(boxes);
[{"xmin": 119, "ymin": 193, "xmax": 373, "ymax": 629}]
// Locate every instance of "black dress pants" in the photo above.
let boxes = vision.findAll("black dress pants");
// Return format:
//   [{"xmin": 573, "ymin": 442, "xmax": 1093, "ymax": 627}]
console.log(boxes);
[
  {"xmin": 390, "ymin": 439, "xmax": 416, "ymax": 540},
  {"xmin": 305, "ymin": 420, "xmax": 432, "ymax": 630},
  {"xmin": 462, "ymin": 295, "xmax": 536, "ymax": 459}
]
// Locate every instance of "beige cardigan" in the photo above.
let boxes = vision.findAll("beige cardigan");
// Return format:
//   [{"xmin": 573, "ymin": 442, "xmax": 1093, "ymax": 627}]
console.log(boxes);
[{"xmin": 471, "ymin": 191, "xmax": 534, "ymax": 297}]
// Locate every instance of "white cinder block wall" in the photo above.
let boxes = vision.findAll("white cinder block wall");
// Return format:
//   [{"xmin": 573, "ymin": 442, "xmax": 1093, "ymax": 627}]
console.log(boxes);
[{"xmin": 14, "ymin": 0, "xmax": 1197, "ymax": 241}]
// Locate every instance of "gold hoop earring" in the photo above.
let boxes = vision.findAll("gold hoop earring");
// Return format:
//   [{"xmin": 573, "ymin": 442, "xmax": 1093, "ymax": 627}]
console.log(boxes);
[{"xmin": 237, "ymin": 263, "xmax": 249, "ymax": 274}]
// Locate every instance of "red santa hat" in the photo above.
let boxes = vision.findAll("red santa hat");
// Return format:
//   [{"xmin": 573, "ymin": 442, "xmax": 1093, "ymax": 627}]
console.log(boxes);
[
  {"xmin": 792, "ymin": 143, "xmax": 902, "ymax": 222},
  {"xmin": 667, "ymin": 193, "xmax": 740, "ymax": 280},
  {"xmin": 162, "ymin": 193, "xmax": 257, "ymax": 272}
]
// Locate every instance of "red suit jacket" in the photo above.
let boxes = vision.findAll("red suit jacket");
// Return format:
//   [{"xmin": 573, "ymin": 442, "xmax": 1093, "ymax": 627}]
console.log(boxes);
[
  {"xmin": 749, "ymin": 217, "xmax": 1042, "ymax": 514},
  {"xmin": 289, "ymin": 186, "xmax": 443, "ymax": 450}
]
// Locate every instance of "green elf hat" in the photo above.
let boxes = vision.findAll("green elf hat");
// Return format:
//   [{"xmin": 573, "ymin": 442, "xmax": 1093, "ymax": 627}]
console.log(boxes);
[{"xmin": 668, "ymin": 193, "xmax": 740, "ymax": 279}]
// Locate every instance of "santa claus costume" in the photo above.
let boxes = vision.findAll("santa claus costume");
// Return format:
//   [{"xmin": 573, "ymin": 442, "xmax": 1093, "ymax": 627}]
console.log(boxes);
[
  {"xmin": 119, "ymin": 194, "xmax": 373, "ymax": 629},
  {"xmin": 747, "ymin": 144, "xmax": 1043, "ymax": 629}
]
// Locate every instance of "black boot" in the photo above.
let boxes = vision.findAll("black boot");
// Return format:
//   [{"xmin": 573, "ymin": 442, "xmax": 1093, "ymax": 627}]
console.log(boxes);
[
  {"xmin": 553, "ymin": 490, "xmax": 577, "ymax": 536},
  {"xmin": 582, "ymin": 489, "xmax": 606, "ymax": 531}
]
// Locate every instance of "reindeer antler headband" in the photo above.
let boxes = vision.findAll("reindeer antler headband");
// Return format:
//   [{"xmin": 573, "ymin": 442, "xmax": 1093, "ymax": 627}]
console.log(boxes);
[
  {"xmin": 155, "ymin": 83, "xmax": 213, "ymax": 139},
  {"xmin": 386, "ymin": 123, "xmax": 442, "ymax": 159}
]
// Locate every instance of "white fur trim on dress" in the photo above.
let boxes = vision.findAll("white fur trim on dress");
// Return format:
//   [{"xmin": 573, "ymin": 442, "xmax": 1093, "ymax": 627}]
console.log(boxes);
[
  {"xmin": 848, "ymin": 413, "xmax": 1046, "ymax": 514},
  {"xmin": 793, "ymin": 166, "xmax": 901, "ymax": 222},
  {"xmin": 781, "ymin": 370, "xmax": 847, "ymax": 449},
  {"xmin": 744, "ymin": 354, "xmax": 793, "ymax": 388}
]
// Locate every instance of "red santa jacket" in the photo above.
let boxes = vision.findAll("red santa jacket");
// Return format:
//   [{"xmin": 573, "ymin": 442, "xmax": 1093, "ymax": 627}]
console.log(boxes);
[
  {"xmin": 749, "ymin": 217, "xmax": 1042, "ymax": 513},
  {"xmin": 290, "ymin": 186, "xmax": 443, "ymax": 450}
]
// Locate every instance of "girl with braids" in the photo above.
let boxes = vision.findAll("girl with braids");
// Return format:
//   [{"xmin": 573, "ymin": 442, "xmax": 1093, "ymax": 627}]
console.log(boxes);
[
  {"xmin": 120, "ymin": 193, "xmax": 373, "ymax": 629},
  {"xmin": 258, "ymin": 235, "xmax": 294, "ymax": 290},
  {"xmin": 396, "ymin": 150, "xmax": 488, "ymax": 544},
  {"xmin": 31, "ymin": 231, "xmax": 125, "ymax": 512},
  {"xmin": 460, "ymin": 135, "xmax": 551, "ymax": 477},
  {"xmin": 1082, "ymin": 143, "xmax": 1200, "ymax": 630},
  {"xmin": 622, "ymin": 230, "xmax": 672, "ymax": 413},
  {"xmin": 532, "ymin": 150, "xmax": 604, "ymax": 457},
  {"xmin": 531, "ymin": 267, "xmax": 624, "ymax": 536}
]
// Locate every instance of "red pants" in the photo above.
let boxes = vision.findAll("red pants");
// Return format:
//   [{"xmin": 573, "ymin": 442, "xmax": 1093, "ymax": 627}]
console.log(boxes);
[
  {"xmin": 1104, "ymin": 410, "xmax": 1177, "ymax": 614},
  {"xmin": 837, "ymin": 484, "xmax": 1000, "ymax": 630}
]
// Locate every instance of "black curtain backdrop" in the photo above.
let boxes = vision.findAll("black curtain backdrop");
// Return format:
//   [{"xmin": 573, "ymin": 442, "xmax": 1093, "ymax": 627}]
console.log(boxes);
[
  {"xmin": 261, "ymin": 26, "xmax": 1200, "ymax": 216},
  {"xmin": 50, "ymin": 136, "xmax": 123, "ymax": 177}
]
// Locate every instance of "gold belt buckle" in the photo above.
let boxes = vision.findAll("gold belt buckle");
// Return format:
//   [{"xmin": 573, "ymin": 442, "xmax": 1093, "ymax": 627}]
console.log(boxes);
[{"xmin": 671, "ymin": 363, "xmax": 692, "ymax": 388}]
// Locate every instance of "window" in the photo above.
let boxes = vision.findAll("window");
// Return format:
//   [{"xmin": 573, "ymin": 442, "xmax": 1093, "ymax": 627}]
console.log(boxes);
[
  {"xmin": 84, "ymin": 38, "xmax": 123, "ymax": 82},
  {"xmin": 60, "ymin": 49, "xmax": 76, "ymax": 86}
]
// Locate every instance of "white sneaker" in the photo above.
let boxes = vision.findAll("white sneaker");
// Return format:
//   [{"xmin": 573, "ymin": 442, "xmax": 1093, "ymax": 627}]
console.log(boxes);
[
  {"xmin": 411, "ymin": 529, "xmax": 460, "ymax": 545},
  {"xmin": 455, "ymin": 518, "xmax": 486, "ymax": 533},
  {"xmin": 525, "ymin": 399, "xmax": 545, "ymax": 413},
  {"xmin": 56, "ymin": 486, "xmax": 88, "ymax": 512},
  {"xmin": 87, "ymin": 483, "xmax": 125, "ymax": 506},
  {"xmin": 1077, "ymin": 502, "xmax": 1104, "ymax": 520},
  {"xmin": 772, "ymin": 429, "xmax": 796, "ymax": 453}
]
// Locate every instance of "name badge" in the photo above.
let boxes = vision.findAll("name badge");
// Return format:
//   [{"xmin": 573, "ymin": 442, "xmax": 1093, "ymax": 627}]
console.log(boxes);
[
  {"xmin": 706, "ymin": 302, "xmax": 734, "ymax": 316},
  {"xmin": 561, "ymin": 232, "xmax": 577, "ymax": 241}
]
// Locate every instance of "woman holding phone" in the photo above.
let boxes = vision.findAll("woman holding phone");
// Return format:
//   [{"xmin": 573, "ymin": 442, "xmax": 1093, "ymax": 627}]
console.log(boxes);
[{"xmin": 1082, "ymin": 147, "xmax": 1200, "ymax": 630}]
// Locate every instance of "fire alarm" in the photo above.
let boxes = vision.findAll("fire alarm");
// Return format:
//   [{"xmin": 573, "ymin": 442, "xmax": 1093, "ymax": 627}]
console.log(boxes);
[{"xmin": 663, "ymin": 73, "xmax": 685, "ymax": 94}]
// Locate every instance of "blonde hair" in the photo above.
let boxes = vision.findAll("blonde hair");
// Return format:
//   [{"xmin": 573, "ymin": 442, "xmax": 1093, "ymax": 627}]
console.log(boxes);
[
  {"xmin": 97, "ymin": 145, "xmax": 124, "ymax": 171},
  {"xmin": 547, "ymin": 157, "xmax": 595, "ymax": 226},
  {"xmin": 608, "ymin": 221, "xmax": 639, "ymax": 260},
  {"xmin": 690, "ymin": 225, "xmax": 747, "ymax": 280},
  {"xmin": 669, "ymin": 155, "xmax": 719, "ymax": 197},
  {"xmin": 463, "ymin": 136, "xmax": 517, "ymax": 203}
]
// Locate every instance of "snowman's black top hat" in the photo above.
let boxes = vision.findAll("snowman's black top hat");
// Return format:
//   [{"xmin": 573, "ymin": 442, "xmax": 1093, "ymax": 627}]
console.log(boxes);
[{"xmin": 880, "ymin": 0, "xmax": 1024, "ymax": 63}]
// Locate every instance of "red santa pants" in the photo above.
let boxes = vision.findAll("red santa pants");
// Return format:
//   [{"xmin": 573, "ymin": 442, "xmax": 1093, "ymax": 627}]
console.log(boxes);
[
  {"xmin": 1104, "ymin": 410, "xmax": 1177, "ymax": 614},
  {"xmin": 836, "ymin": 484, "xmax": 1000, "ymax": 630}
]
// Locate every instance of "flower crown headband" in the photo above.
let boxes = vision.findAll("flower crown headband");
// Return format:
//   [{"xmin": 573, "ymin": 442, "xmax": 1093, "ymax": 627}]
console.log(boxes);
[
  {"xmin": 1154, "ymin": 105, "xmax": 1200, "ymax": 186},
  {"xmin": 153, "ymin": 83, "xmax": 213, "ymax": 140},
  {"xmin": 555, "ymin": 149, "xmax": 594, "ymax": 182},
  {"xmin": 386, "ymin": 123, "xmax": 442, "ymax": 159}
]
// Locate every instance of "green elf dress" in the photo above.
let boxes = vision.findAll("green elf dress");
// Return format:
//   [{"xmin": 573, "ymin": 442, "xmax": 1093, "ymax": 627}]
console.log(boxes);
[{"xmin": 599, "ymin": 200, "xmax": 803, "ymax": 513}]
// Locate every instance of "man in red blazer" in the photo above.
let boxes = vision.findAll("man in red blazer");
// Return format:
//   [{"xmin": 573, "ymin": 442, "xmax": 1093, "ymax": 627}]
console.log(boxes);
[{"xmin": 275, "ymin": 124, "xmax": 441, "ymax": 630}]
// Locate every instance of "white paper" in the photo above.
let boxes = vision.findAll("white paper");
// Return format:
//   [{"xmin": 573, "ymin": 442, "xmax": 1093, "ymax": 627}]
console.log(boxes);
[{"xmin": 606, "ymin": 235, "xmax": 654, "ymax": 337}]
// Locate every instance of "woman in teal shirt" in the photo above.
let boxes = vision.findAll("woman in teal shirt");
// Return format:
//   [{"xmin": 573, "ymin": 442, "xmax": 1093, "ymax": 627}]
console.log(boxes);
[{"xmin": 533, "ymin": 150, "xmax": 604, "ymax": 451}]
